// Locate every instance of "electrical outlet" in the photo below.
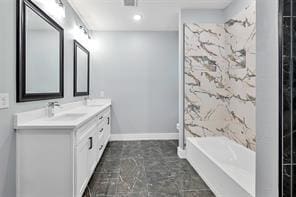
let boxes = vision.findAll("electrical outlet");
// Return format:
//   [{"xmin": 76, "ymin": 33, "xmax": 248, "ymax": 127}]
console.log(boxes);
[{"xmin": 0, "ymin": 93, "xmax": 9, "ymax": 109}]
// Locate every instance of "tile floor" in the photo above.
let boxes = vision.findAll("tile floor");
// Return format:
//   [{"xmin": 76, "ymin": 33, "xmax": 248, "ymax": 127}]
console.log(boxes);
[{"xmin": 83, "ymin": 140, "xmax": 214, "ymax": 197}]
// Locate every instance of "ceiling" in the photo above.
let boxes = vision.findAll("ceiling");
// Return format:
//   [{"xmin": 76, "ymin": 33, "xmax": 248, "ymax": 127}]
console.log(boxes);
[{"xmin": 67, "ymin": 0, "xmax": 233, "ymax": 31}]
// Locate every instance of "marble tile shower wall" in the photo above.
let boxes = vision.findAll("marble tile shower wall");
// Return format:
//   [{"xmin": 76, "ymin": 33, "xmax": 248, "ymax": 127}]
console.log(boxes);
[
  {"xmin": 280, "ymin": 0, "xmax": 296, "ymax": 196},
  {"xmin": 184, "ymin": 2, "xmax": 256, "ymax": 150}
]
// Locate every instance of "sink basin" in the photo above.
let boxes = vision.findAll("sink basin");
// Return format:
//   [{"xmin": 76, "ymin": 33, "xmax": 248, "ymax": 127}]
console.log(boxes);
[
  {"xmin": 86, "ymin": 102, "xmax": 104, "ymax": 107},
  {"xmin": 87, "ymin": 104, "xmax": 103, "ymax": 107},
  {"xmin": 49, "ymin": 113, "xmax": 87, "ymax": 121}
]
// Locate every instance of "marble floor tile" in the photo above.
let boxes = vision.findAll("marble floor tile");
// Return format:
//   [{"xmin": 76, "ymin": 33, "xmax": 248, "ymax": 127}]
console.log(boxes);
[
  {"xmin": 107, "ymin": 141, "xmax": 125, "ymax": 148},
  {"xmin": 140, "ymin": 140, "xmax": 162, "ymax": 148},
  {"xmin": 178, "ymin": 173, "xmax": 210, "ymax": 191},
  {"xmin": 147, "ymin": 176, "xmax": 180, "ymax": 194},
  {"xmin": 117, "ymin": 176, "xmax": 148, "ymax": 193},
  {"xmin": 117, "ymin": 157, "xmax": 148, "ymax": 193},
  {"xmin": 88, "ymin": 178, "xmax": 118, "ymax": 196},
  {"xmin": 143, "ymin": 156, "xmax": 169, "ymax": 172},
  {"xmin": 165, "ymin": 156, "xmax": 194, "ymax": 173},
  {"xmin": 159, "ymin": 141, "xmax": 178, "ymax": 157},
  {"xmin": 180, "ymin": 190, "xmax": 215, "ymax": 197},
  {"xmin": 120, "ymin": 157, "xmax": 146, "ymax": 179},
  {"xmin": 121, "ymin": 141, "xmax": 144, "ymax": 158},
  {"xmin": 145, "ymin": 170, "xmax": 178, "ymax": 183},
  {"xmin": 148, "ymin": 192, "xmax": 181, "ymax": 197},
  {"xmin": 101, "ymin": 146, "xmax": 123, "ymax": 160},
  {"xmin": 95, "ymin": 158, "xmax": 121, "ymax": 173},
  {"xmin": 92, "ymin": 172, "xmax": 120, "ymax": 181},
  {"xmin": 142, "ymin": 147, "xmax": 163, "ymax": 158},
  {"xmin": 116, "ymin": 192, "xmax": 149, "ymax": 197},
  {"xmin": 83, "ymin": 140, "xmax": 214, "ymax": 197}
]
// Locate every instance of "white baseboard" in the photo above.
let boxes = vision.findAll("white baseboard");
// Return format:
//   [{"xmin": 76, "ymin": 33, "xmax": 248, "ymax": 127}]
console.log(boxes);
[
  {"xmin": 110, "ymin": 132, "xmax": 178, "ymax": 141},
  {"xmin": 178, "ymin": 147, "xmax": 187, "ymax": 159}
]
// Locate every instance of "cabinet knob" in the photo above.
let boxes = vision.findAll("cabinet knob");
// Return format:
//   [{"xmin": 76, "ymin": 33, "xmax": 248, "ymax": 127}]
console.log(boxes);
[
  {"xmin": 89, "ymin": 137, "xmax": 93, "ymax": 150},
  {"xmin": 99, "ymin": 145, "xmax": 103, "ymax": 150},
  {"xmin": 99, "ymin": 128, "xmax": 104, "ymax": 133},
  {"xmin": 99, "ymin": 116, "xmax": 103, "ymax": 120},
  {"xmin": 107, "ymin": 117, "xmax": 110, "ymax": 125}
]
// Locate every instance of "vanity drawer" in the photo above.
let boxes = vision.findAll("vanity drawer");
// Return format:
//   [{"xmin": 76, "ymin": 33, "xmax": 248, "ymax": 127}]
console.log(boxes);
[
  {"xmin": 96, "ymin": 107, "xmax": 111, "ymax": 124},
  {"xmin": 76, "ymin": 108, "xmax": 109, "ymax": 144},
  {"xmin": 76, "ymin": 119, "xmax": 106, "ymax": 145},
  {"xmin": 76, "ymin": 118, "xmax": 98, "ymax": 144},
  {"xmin": 96, "ymin": 124, "xmax": 109, "ymax": 163},
  {"xmin": 103, "ymin": 107, "xmax": 111, "ymax": 116},
  {"xmin": 76, "ymin": 122, "xmax": 99, "ymax": 145}
]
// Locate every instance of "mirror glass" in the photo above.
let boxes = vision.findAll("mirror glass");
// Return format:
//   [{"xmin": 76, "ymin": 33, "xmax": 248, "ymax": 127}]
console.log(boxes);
[
  {"xmin": 17, "ymin": 0, "xmax": 64, "ymax": 102},
  {"xmin": 74, "ymin": 40, "xmax": 89, "ymax": 96},
  {"xmin": 76, "ymin": 47, "xmax": 88, "ymax": 93},
  {"xmin": 25, "ymin": 6, "xmax": 60, "ymax": 94}
]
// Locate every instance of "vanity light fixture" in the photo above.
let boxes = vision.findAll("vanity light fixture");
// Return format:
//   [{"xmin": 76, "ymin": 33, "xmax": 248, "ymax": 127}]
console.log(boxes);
[
  {"xmin": 35, "ymin": 0, "xmax": 65, "ymax": 18},
  {"xmin": 72, "ymin": 24, "xmax": 92, "ymax": 44},
  {"xmin": 133, "ymin": 14, "xmax": 143, "ymax": 21},
  {"xmin": 79, "ymin": 25, "xmax": 88, "ymax": 34},
  {"xmin": 79, "ymin": 25, "xmax": 92, "ymax": 39}
]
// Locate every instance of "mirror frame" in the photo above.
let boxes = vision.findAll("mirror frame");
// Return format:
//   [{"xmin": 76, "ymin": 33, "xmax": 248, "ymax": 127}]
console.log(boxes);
[
  {"xmin": 16, "ymin": 0, "xmax": 64, "ymax": 102},
  {"xmin": 73, "ymin": 40, "xmax": 90, "ymax": 97}
]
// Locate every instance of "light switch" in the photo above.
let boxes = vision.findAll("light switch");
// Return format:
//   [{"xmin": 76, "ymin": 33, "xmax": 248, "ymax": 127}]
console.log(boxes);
[{"xmin": 0, "ymin": 93, "xmax": 9, "ymax": 109}]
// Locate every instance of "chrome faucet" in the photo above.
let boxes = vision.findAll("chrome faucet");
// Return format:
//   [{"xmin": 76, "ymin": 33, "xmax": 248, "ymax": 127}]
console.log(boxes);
[
  {"xmin": 48, "ymin": 101, "xmax": 61, "ymax": 117},
  {"xmin": 84, "ymin": 96, "xmax": 91, "ymax": 105}
]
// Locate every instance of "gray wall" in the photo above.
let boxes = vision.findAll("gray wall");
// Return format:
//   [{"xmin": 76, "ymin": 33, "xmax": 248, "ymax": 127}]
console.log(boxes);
[
  {"xmin": 256, "ymin": 0, "xmax": 279, "ymax": 196},
  {"xmin": 91, "ymin": 31, "xmax": 179, "ymax": 134},
  {"xmin": 0, "ymin": 0, "xmax": 87, "ymax": 196}
]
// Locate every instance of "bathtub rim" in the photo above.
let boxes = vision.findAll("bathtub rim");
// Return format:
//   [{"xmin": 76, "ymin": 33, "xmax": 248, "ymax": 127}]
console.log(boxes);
[{"xmin": 186, "ymin": 136, "xmax": 255, "ymax": 197}]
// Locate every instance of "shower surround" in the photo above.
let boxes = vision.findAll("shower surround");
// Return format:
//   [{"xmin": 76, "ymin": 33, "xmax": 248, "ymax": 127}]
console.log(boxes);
[{"xmin": 184, "ymin": 2, "xmax": 256, "ymax": 150}]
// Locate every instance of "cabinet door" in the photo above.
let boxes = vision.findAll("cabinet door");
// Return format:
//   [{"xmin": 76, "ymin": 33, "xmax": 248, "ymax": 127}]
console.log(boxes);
[
  {"xmin": 76, "ymin": 139, "xmax": 89, "ymax": 197},
  {"xmin": 104, "ymin": 114, "xmax": 111, "ymax": 142},
  {"xmin": 88, "ymin": 129, "xmax": 99, "ymax": 175}
]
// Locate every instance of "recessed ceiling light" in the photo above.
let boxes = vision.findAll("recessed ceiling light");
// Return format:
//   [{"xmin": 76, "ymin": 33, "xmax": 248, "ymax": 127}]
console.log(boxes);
[{"xmin": 133, "ymin": 14, "xmax": 143, "ymax": 21}]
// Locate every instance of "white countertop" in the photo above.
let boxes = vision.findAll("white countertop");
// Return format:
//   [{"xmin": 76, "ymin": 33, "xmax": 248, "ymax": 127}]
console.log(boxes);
[{"xmin": 14, "ymin": 99, "xmax": 111, "ymax": 130}]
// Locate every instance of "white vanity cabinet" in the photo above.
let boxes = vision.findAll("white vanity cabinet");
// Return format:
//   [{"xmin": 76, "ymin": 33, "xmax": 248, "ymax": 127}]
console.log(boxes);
[
  {"xmin": 75, "ymin": 108, "xmax": 111, "ymax": 197},
  {"xmin": 15, "ymin": 101, "xmax": 111, "ymax": 197}
]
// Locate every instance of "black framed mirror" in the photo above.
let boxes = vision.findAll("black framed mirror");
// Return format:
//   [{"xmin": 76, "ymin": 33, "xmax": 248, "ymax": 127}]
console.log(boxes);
[
  {"xmin": 17, "ymin": 0, "xmax": 64, "ymax": 102},
  {"xmin": 74, "ymin": 40, "xmax": 90, "ymax": 97}
]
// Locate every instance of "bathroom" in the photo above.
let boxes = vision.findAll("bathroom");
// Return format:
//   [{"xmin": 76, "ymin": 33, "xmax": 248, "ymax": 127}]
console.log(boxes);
[{"xmin": 0, "ymin": 0, "xmax": 289, "ymax": 196}]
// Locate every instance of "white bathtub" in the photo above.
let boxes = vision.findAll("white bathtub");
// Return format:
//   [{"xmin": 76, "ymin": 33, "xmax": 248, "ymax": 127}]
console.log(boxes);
[{"xmin": 186, "ymin": 137, "xmax": 255, "ymax": 197}]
